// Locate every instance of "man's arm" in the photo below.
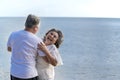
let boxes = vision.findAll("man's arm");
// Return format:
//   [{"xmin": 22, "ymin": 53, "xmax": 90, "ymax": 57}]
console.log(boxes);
[
  {"xmin": 7, "ymin": 47, "xmax": 11, "ymax": 52},
  {"xmin": 7, "ymin": 32, "xmax": 13, "ymax": 52}
]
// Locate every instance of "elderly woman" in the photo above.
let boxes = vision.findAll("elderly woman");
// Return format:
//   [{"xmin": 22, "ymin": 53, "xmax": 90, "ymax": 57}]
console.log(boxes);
[{"xmin": 36, "ymin": 28, "xmax": 64, "ymax": 80}]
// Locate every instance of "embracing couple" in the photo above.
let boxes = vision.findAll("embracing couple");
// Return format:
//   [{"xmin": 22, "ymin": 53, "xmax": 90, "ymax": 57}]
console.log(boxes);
[{"xmin": 7, "ymin": 14, "xmax": 63, "ymax": 80}]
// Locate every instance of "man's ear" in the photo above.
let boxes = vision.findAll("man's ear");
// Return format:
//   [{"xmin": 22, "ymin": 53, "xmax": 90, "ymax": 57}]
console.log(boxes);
[
  {"xmin": 34, "ymin": 27, "xmax": 38, "ymax": 31},
  {"xmin": 33, "ymin": 26, "xmax": 38, "ymax": 32}
]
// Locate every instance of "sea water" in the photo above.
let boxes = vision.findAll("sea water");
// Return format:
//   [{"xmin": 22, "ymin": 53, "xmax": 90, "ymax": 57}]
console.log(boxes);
[{"xmin": 1, "ymin": 17, "xmax": 120, "ymax": 80}]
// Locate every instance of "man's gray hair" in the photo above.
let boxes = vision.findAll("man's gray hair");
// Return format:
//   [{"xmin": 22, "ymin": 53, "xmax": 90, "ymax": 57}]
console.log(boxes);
[{"xmin": 25, "ymin": 14, "xmax": 40, "ymax": 28}]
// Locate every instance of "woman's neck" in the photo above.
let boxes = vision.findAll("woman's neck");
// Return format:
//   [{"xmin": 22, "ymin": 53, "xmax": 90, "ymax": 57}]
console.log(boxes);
[{"xmin": 44, "ymin": 41, "xmax": 52, "ymax": 46}]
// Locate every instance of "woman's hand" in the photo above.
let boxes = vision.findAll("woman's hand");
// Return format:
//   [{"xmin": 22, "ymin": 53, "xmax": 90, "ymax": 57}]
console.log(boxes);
[{"xmin": 37, "ymin": 42, "xmax": 48, "ymax": 53}]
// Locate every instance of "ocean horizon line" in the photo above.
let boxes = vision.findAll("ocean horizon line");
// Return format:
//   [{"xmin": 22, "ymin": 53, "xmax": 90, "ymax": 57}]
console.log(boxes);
[{"xmin": 0, "ymin": 16, "xmax": 120, "ymax": 19}]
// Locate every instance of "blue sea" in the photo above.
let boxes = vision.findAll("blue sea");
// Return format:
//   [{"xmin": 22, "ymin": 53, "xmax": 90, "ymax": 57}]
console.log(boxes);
[{"xmin": 1, "ymin": 17, "xmax": 120, "ymax": 80}]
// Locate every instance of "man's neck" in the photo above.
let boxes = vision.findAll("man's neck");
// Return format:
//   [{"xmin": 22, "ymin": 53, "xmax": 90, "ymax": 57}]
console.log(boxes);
[{"xmin": 24, "ymin": 28, "xmax": 34, "ymax": 34}]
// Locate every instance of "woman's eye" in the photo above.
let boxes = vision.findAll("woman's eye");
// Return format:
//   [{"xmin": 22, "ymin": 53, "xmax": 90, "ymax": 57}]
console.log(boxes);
[
  {"xmin": 54, "ymin": 36, "xmax": 56, "ymax": 38},
  {"xmin": 51, "ymin": 33, "xmax": 53, "ymax": 35}
]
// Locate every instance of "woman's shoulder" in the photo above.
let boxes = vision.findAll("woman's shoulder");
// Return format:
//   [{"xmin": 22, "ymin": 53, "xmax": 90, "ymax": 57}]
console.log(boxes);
[{"xmin": 47, "ymin": 44, "xmax": 58, "ymax": 51}]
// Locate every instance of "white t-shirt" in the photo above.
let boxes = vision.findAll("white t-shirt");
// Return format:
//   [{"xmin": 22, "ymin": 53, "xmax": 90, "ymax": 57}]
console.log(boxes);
[
  {"xmin": 36, "ymin": 44, "xmax": 63, "ymax": 80},
  {"xmin": 7, "ymin": 30, "xmax": 45, "ymax": 79}
]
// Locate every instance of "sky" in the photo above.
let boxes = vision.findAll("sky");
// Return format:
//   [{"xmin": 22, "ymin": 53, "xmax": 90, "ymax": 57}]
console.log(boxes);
[{"xmin": 0, "ymin": 0, "xmax": 120, "ymax": 17}]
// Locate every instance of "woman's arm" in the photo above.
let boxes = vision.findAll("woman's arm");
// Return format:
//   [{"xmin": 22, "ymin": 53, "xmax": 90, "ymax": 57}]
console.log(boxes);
[
  {"xmin": 42, "ymin": 56, "xmax": 49, "ymax": 63},
  {"xmin": 38, "ymin": 43, "xmax": 57, "ymax": 66}
]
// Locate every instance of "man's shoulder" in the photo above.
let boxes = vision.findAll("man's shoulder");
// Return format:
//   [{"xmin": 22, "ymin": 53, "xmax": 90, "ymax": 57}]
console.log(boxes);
[
  {"xmin": 31, "ymin": 35, "xmax": 42, "ymax": 42},
  {"xmin": 11, "ymin": 30, "xmax": 23, "ymax": 35},
  {"xmin": 9, "ymin": 30, "xmax": 23, "ymax": 38}
]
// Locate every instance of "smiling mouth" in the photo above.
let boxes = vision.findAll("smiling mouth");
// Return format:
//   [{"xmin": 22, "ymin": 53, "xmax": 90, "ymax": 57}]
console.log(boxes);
[{"xmin": 47, "ymin": 37, "xmax": 52, "ymax": 41}]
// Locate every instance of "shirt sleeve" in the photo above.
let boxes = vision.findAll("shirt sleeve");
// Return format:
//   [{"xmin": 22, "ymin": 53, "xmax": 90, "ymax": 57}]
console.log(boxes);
[
  {"xmin": 37, "ymin": 38, "xmax": 46, "ymax": 56},
  {"xmin": 51, "ymin": 47, "xmax": 63, "ymax": 66},
  {"xmin": 7, "ymin": 32, "xmax": 13, "ymax": 47}
]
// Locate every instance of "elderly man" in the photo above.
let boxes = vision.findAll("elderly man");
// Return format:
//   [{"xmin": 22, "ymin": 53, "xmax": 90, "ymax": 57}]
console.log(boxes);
[{"xmin": 7, "ymin": 14, "xmax": 45, "ymax": 80}]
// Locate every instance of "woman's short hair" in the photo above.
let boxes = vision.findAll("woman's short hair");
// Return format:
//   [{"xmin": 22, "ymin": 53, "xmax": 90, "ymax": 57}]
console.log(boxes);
[{"xmin": 25, "ymin": 14, "xmax": 40, "ymax": 28}]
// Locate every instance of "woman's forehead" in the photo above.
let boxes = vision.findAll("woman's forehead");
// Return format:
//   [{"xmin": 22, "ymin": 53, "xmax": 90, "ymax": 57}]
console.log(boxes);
[
  {"xmin": 49, "ymin": 31, "xmax": 57, "ymax": 34},
  {"xmin": 48, "ymin": 31, "xmax": 58, "ymax": 36}
]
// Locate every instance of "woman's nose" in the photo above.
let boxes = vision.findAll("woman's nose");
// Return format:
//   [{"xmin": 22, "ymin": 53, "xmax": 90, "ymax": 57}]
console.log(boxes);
[{"xmin": 50, "ymin": 35, "xmax": 54, "ymax": 38}]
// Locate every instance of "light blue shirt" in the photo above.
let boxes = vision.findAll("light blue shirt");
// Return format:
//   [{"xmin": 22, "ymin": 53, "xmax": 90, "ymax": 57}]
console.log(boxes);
[{"xmin": 7, "ymin": 30, "xmax": 45, "ymax": 78}]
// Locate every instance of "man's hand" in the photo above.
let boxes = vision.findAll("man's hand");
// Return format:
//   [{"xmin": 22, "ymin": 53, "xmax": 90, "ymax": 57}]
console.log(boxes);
[{"xmin": 7, "ymin": 47, "xmax": 11, "ymax": 52}]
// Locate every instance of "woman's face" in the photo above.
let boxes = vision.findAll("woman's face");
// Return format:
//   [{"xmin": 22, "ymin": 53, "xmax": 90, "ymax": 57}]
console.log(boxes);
[{"xmin": 45, "ymin": 31, "xmax": 59, "ymax": 45}]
